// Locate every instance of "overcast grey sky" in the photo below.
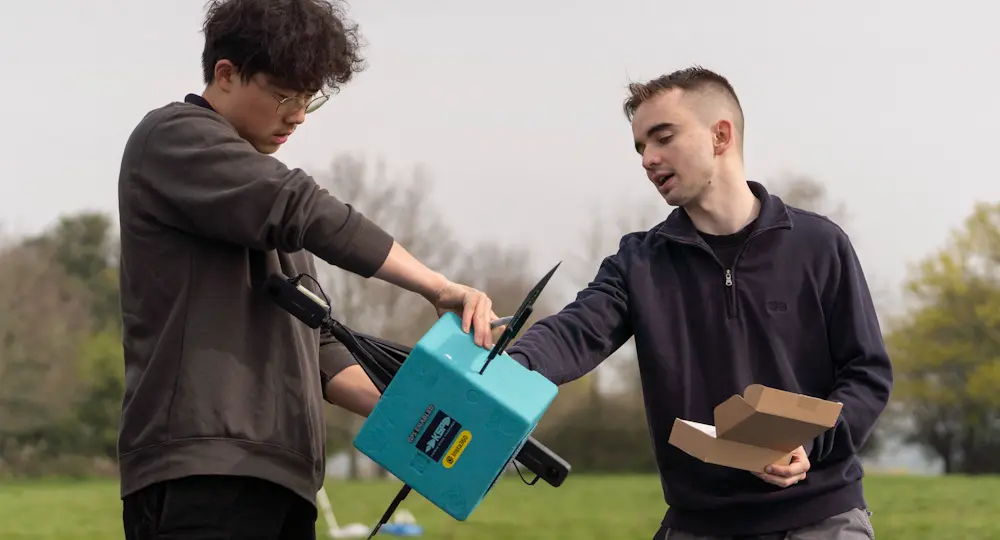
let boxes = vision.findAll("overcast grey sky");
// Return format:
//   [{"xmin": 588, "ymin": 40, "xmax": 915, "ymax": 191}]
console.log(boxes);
[{"xmin": 2, "ymin": 0, "xmax": 998, "ymax": 316}]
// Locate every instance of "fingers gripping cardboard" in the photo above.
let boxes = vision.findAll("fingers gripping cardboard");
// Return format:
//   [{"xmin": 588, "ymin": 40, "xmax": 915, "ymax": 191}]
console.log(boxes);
[{"xmin": 667, "ymin": 385, "xmax": 843, "ymax": 472}]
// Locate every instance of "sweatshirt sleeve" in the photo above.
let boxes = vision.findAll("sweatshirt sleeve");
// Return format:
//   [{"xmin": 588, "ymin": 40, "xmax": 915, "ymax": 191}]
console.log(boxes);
[
  {"xmin": 507, "ymin": 249, "xmax": 634, "ymax": 385},
  {"xmin": 131, "ymin": 106, "xmax": 394, "ymax": 278},
  {"xmin": 811, "ymin": 232, "xmax": 894, "ymax": 464},
  {"xmin": 318, "ymin": 327, "xmax": 358, "ymax": 400}
]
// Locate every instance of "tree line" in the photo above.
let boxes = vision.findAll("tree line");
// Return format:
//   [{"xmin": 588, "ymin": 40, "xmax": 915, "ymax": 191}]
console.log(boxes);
[{"xmin": 0, "ymin": 154, "xmax": 995, "ymax": 478}]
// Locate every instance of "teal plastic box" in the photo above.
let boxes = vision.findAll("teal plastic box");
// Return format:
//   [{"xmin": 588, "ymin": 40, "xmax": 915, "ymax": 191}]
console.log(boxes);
[{"xmin": 353, "ymin": 312, "xmax": 559, "ymax": 520}]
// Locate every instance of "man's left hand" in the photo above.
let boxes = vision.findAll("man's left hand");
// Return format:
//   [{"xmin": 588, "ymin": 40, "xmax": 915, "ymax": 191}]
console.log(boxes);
[{"xmin": 755, "ymin": 446, "xmax": 810, "ymax": 488}]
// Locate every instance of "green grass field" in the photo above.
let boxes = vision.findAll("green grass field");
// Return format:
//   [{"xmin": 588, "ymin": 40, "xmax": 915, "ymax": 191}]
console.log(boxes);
[{"xmin": 1, "ymin": 474, "xmax": 999, "ymax": 539}]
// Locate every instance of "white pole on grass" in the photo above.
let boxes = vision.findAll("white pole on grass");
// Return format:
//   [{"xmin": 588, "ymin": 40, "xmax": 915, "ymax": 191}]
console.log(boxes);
[{"xmin": 317, "ymin": 485, "xmax": 372, "ymax": 538}]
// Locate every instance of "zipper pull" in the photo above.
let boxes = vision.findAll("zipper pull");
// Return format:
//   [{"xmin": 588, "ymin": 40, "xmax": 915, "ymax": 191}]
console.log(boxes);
[{"xmin": 725, "ymin": 269, "xmax": 733, "ymax": 287}]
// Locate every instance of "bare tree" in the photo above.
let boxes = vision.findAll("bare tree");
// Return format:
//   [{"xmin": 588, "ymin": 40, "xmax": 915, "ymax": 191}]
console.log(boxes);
[{"xmin": 315, "ymin": 154, "xmax": 464, "ymax": 337}]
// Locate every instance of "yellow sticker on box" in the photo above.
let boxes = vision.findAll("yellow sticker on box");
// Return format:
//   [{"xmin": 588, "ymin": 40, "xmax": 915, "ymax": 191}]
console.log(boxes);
[{"xmin": 442, "ymin": 430, "xmax": 472, "ymax": 469}]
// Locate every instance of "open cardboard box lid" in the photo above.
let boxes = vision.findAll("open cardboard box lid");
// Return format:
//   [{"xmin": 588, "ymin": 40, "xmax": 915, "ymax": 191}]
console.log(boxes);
[{"xmin": 667, "ymin": 384, "xmax": 842, "ymax": 472}]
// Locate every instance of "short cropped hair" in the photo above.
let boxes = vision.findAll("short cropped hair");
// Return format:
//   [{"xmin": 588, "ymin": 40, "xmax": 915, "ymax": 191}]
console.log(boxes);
[
  {"xmin": 622, "ymin": 66, "xmax": 743, "ymax": 128},
  {"xmin": 201, "ymin": 0, "xmax": 365, "ymax": 94}
]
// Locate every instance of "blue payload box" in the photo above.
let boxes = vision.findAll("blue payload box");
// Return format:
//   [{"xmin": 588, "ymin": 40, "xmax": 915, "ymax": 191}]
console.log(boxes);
[{"xmin": 353, "ymin": 311, "xmax": 559, "ymax": 521}]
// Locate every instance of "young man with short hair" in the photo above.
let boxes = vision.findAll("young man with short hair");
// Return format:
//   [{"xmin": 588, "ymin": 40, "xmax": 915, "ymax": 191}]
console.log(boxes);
[
  {"xmin": 508, "ymin": 67, "xmax": 893, "ymax": 539},
  {"xmin": 116, "ymin": 1, "xmax": 498, "ymax": 538}
]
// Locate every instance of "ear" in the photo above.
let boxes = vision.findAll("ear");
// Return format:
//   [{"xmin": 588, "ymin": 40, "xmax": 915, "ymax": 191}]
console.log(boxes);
[
  {"xmin": 712, "ymin": 119, "xmax": 735, "ymax": 156},
  {"xmin": 213, "ymin": 60, "xmax": 239, "ymax": 93}
]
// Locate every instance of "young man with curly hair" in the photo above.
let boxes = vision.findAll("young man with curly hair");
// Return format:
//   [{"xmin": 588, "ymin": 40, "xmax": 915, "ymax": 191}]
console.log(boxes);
[
  {"xmin": 116, "ymin": 1, "xmax": 498, "ymax": 538},
  {"xmin": 507, "ymin": 67, "xmax": 892, "ymax": 539}
]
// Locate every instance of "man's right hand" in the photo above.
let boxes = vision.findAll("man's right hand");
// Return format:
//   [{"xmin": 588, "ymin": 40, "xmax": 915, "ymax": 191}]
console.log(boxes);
[
  {"xmin": 429, "ymin": 280, "xmax": 498, "ymax": 348},
  {"xmin": 372, "ymin": 241, "xmax": 499, "ymax": 348}
]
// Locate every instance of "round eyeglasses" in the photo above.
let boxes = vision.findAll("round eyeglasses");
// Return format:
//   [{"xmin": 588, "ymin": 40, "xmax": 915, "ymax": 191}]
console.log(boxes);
[
  {"xmin": 256, "ymin": 79, "xmax": 330, "ymax": 115},
  {"xmin": 274, "ymin": 91, "xmax": 329, "ymax": 115}
]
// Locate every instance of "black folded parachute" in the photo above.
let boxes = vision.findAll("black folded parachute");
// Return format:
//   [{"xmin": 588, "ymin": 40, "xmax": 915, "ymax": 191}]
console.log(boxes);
[
  {"xmin": 263, "ymin": 269, "xmax": 571, "ymax": 489},
  {"xmin": 326, "ymin": 319, "xmax": 409, "ymax": 394}
]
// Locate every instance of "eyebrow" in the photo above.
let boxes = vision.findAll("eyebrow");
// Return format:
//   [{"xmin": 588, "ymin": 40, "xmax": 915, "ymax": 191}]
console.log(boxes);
[{"xmin": 634, "ymin": 122, "xmax": 675, "ymax": 153}]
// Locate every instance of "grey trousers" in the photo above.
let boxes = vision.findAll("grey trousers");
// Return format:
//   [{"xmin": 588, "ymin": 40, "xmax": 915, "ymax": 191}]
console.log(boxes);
[{"xmin": 659, "ymin": 508, "xmax": 875, "ymax": 540}]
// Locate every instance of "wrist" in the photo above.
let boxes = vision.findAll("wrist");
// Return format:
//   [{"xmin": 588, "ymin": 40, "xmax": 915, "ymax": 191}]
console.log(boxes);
[
  {"xmin": 421, "ymin": 272, "xmax": 450, "ymax": 302},
  {"xmin": 374, "ymin": 242, "xmax": 450, "ymax": 301}
]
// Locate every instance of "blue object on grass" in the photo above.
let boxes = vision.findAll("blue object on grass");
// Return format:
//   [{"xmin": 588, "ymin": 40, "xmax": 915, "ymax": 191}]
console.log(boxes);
[{"xmin": 379, "ymin": 523, "xmax": 423, "ymax": 536}]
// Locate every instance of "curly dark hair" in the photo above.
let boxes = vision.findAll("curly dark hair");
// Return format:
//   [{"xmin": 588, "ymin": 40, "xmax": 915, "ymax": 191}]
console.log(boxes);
[{"xmin": 201, "ymin": 0, "xmax": 366, "ymax": 94}]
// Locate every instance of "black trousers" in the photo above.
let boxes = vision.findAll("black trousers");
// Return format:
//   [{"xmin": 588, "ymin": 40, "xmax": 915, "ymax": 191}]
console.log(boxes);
[{"xmin": 122, "ymin": 475, "xmax": 317, "ymax": 540}]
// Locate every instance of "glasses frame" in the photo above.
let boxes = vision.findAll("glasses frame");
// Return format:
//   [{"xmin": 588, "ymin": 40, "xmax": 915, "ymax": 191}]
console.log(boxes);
[{"xmin": 256, "ymin": 78, "xmax": 329, "ymax": 115}]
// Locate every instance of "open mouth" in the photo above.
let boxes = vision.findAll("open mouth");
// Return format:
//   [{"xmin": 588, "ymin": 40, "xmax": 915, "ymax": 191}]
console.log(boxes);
[{"xmin": 654, "ymin": 173, "xmax": 676, "ymax": 187}]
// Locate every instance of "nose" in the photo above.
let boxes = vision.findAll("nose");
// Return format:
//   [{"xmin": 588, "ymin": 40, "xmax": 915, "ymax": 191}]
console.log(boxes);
[
  {"xmin": 642, "ymin": 149, "xmax": 662, "ymax": 171},
  {"xmin": 286, "ymin": 106, "xmax": 307, "ymax": 126}
]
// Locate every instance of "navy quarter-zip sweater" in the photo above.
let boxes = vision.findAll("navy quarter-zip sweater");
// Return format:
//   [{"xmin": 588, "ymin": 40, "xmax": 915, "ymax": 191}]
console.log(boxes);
[{"xmin": 508, "ymin": 181, "xmax": 893, "ymax": 536}]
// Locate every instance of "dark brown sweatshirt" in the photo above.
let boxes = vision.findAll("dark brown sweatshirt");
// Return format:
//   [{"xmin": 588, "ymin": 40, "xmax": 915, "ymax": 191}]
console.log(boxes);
[{"xmin": 115, "ymin": 95, "xmax": 394, "ymax": 506}]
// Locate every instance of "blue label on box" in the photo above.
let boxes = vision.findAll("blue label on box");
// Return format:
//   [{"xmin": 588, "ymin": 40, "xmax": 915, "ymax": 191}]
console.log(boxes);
[{"xmin": 417, "ymin": 409, "xmax": 462, "ymax": 463}]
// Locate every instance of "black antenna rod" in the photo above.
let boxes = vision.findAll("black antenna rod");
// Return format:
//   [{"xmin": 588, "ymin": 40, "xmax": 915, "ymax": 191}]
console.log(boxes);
[
  {"xmin": 479, "ymin": 261, "xmax": 561, "ymax": 375},
  {"xmin": 366, "ymin": 485, "xmax": 412, "ymax": 539}
]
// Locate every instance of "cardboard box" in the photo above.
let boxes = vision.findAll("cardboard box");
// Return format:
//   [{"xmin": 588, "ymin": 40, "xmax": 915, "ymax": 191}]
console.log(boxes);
[{"xmin": 668, "ymin": 384, "xmax": 842, "ymax": 472}]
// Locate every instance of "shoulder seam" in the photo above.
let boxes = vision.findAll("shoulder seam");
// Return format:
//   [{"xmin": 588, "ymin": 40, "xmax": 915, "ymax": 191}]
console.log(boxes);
[
  {"xmin": 134, "ymin": 103, "xmax": 237, "ymax": 172},
  {"xmin": 132, "ymin": 106, "xmax": 185, "ymax": 193},
  {"xmin": 617, "ymin": 227, "xmax": 657, "ymax": 250},
  {"xmin": 786, "ymin": 205, "xmax": 850, "ymax": 239},
  {"xmin": 128, "ymin": 104, "xmax": 235, "ymax": 219}
]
